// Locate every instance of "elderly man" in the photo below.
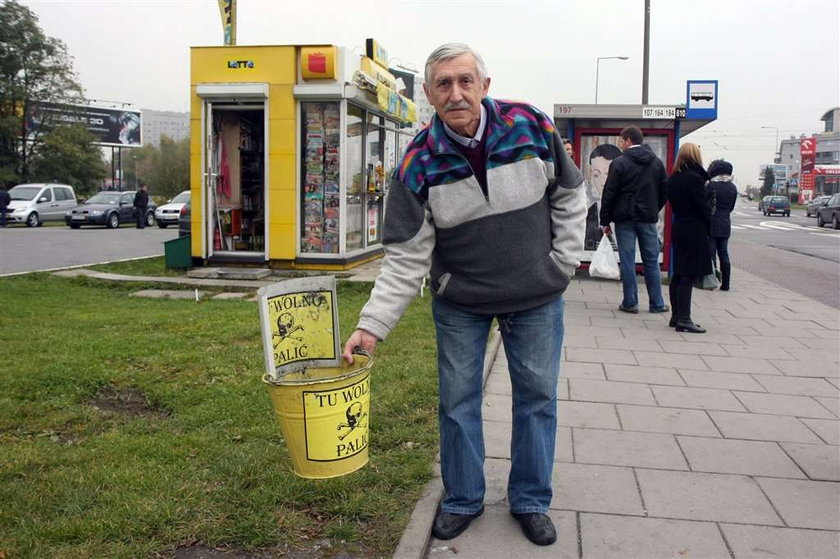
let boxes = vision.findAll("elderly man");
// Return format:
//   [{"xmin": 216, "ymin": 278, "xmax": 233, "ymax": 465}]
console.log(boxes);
[{"xmin": 342, "ymin": 43, "xmax": 585, "ymax": 546}]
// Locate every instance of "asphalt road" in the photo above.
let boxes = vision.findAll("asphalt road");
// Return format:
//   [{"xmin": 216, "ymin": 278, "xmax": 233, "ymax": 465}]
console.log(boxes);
[
  {"xmin": 0, "ymin": 223, "xmax": 179, "ymax": 276},
  {"xmin": 729, "ymin": 198, "xmax": 840, "ymax": 309}
]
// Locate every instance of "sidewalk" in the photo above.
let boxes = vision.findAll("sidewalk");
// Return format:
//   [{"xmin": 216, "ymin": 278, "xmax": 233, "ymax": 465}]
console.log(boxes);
[{"xmin": 395, "ymin": 269, "xmax": 840, "ymax": 559}]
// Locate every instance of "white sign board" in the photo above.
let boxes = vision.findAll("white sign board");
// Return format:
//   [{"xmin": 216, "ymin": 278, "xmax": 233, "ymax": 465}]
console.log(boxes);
[{"xmin": 642, "ymin": 106, "xmax": 677, "ymax": 119}]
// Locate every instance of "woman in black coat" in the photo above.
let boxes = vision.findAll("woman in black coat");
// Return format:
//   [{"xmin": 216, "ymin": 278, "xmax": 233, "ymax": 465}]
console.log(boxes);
[
  {"xmin": 666, "ymin": 143, "xmax": 711, "ymax": 333},
  {"xmin": 706, "ymin": 160, "xmax": 738, "ymax": 291}
]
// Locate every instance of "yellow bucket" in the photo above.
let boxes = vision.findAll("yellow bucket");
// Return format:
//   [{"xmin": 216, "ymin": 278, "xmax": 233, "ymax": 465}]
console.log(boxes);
[{"xmin": 263, "ymin": 354, "xmax": 372, "ymax": 479}]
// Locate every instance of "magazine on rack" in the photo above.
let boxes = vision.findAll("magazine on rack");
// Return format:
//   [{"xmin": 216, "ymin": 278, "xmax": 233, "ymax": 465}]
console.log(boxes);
[{"xmin": 257, "ymin": 276, "xmax": 341, "ymax": 379}]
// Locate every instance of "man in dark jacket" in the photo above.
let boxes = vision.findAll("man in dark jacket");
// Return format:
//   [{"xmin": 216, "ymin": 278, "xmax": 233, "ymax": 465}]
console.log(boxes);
[
  {"xmin": 599, "ymin": 126, "xmax": 669, "ymax": 313},
  {"xmin": 133, "ymin": 184, "xmax": 149, "ymax": 229},
  {"xmin": 0, "ymin": 186, "xmax": 10, "ymax": 227}
]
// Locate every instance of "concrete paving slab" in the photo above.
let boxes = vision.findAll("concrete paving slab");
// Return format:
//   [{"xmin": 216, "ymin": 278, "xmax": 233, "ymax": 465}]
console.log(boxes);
[
  {"xmin": 658, "ymin": 340, "xmax": 730, "ymax": 356},
  {"xmin": 720, "ymin": 344, "xmax": 798, "ymax": 361},
  {"xmin": 780, "ymin": 442, "xmax": 840, "ymax": 481},
  {"xmin": 773, "ymin": 359, "xmax": 840, "ymax": 378},
  {"xmin": 484, "ymin": 373, "xmax": 511, "ymax": 396},
  {"xmin": 558, "ymin": 401, "xmax": 620, "ymax": 429},
  {"xmin": 735, "ymin": 335, "xmax": 808, "ymax": 349},
  {"xmin": 573, "ymin": 428, "xmax": 688, "ymax": 470},
  {"xmin": 483, "ymin": 420, "xmax": 573, "ymax": 464},
  {"xmin": 635, "ymin": 351, "xmax": 709, "ymax": 370},
  {"xmin": 752, "ymin": 375, "xmax": 840, "ymax": 397},
  {"xmin": 678, "ymin": 369, "xmax": 766, "ymax": 392},
  {"xmin": 708, "ymin": 411, "xmax": 824, "ymax": 444},
  {"xmin": 676, "ymin": 436, "xmax": 805, "ymax": 478},
  {"xmin": 425, "ymin": 507, "xmax": 577, "ymax": 559},
  {"xmin": 720, "ymin": 523, "xmax": 840, "ymax": 559},
  {"xmin": 552, "ymin": 463, "xmax": 644, "ymax": 515},
  {"xmin": 815, "ymin": 397, "xmax": 840, "ymax": 417},
  {"xmin": 701, "ymin": 355, "xmax": 781, "ymax": 375},
  {"xmin": 130, "ymin": 288, "xmax": 206, "ymax": 299},
  {"xmin": 483, "ymin": 393, "xmax": 512, "ymax": 423},
  {"xmin": 801, "ymin": 418, "xmax": 840, "ymax": 445},
  {"xmin": 562, "ymin": 334, "xmax": 598, "ymax": 348},
  {"xmin": 565, "ymin": 347, "xmax": 637, "ymax": 365},
  {"xmin": 756, "ymin": 477, "xmax": 840, "ymax": 530},
  {"xmin": 604, "ymin": 363, "xmax": 685, "ymax": 386},
  {"xmin": 569, "ymin": 378, "xmax": 656, "ymax": 406},
  {"xmin": 733, "ymin": 391, "xmax": 836, "ymax": 419},
  {"xmin": 594, "ymin": 336, "xmax": 663, "ymax": 352},
  {"xmin": 651, "ymin": 386, "xmax": 747, "ymax": 412},
  {"xmin": 637, "ymin": 470, "xmax": 783, "ymax": 525},
  {"xmin": 561, "ymin": 362, "xmax": 606, "ymax": 380},
  {"xmin": 616, "ymin": 405, "xmax": 720, "ymax": 437},
  {"xmin": 580, "ymin": 514, "xmax": 730, "ymax": 559},
  {"xmin": 211, "ymin": 292, "xmax": 250, "ymax": 300}
]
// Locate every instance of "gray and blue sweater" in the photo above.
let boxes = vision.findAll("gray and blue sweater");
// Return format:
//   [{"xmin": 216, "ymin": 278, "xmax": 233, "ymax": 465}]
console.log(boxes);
[{"xmin": 357, "ymin": 97, "xmax": 585, "ymax": 340}]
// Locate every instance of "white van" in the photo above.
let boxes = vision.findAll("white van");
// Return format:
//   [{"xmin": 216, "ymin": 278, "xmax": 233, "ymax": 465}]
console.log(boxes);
[{"xmin": 7, "ymin": 183, "xmax": 77, "ymax": 227}]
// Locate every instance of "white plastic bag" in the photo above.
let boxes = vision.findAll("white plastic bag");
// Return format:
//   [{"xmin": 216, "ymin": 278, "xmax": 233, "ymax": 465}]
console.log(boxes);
[{"xmin": 589, "ymin": 234, "xmax": 620, "ymax": 280}]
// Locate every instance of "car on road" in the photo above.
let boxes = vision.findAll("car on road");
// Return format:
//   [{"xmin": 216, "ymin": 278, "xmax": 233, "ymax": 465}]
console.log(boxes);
[
  {"xmin": 816, "ymin": 193, "xmax": 840, "ymax": 229},
  {"xmin": 763, "ymin": 195, "xmax": 790, "ymax": 216},
  {"xmin": 758, "ymin": 195, "xmax": 771, "ymax": 212},
  {"xmin": 806, "ymin": 195, "xmax": 831, "ymax": 217},
  {"xmin": 155, "ymin": 190, "xmax": 190, "ymax": 228},
  {"xmin": 6, "ymin": 183, "xmax": 77, "ymax": 227},
  {"xmin": 65, "ymin": 190, "xmax": 156, "ymax": 229},
  {"xmin": 178, "ymin": 199, "xmax": 191, "ymax": 237}
]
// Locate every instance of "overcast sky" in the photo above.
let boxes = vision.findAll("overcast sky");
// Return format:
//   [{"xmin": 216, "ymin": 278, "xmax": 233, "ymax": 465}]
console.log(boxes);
[{"xmin": 23, "ymin": 0, "xmax": 840, "ymax": 186}]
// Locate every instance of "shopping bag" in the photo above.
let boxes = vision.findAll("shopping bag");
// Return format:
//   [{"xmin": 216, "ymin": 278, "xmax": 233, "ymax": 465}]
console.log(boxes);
[
  {"xmin": 694, "ymin": 260, "xmax": 721, "ymax": 290},
  {"xmin": 589, "ymin": 234, "xmax": 620, "ymax": 280}
]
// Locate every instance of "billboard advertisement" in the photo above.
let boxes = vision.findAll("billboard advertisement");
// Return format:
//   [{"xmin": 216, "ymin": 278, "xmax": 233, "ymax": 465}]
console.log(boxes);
[{"xmin": 28, "ymin": 103, "xmax": 142, "ymax": 147}]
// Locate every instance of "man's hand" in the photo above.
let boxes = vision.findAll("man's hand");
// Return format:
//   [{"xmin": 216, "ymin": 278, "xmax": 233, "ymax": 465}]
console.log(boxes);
[
  {"xmin": 342, "ymin": 329, "xmax": 378, "ymax": 364},
  {"xmin": 601, "ymin": 225, "xmax": 612, "ymax": 236}
]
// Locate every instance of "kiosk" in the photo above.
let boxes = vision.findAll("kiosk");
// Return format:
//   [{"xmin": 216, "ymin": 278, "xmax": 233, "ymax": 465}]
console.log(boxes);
[
  {"xmin": 554, "ymin": 102, "xmax": 716, "ymax": 271},
  {"xmin": 189, "ymin": 40, "xmax": 417, "ymax": 269}
]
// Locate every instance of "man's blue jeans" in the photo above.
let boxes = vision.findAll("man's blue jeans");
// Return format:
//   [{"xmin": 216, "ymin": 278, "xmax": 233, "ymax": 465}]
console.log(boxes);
[
  {"xmin": 614, "ymin": 221, "xmax": 666, "ymax": 311},
  {"xmin": 432, "ymin": 295, "xmax": 564, "ymax": 515}
]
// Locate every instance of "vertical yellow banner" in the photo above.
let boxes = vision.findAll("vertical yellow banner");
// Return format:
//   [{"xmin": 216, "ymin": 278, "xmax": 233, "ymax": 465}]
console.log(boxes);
[{"xmin": 217, "ymin": 0, "xmax": 237, "ymax": 46}]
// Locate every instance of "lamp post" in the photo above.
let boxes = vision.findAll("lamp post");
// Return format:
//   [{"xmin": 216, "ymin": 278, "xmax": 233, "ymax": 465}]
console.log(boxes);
[
  {"xmin": 761, "ymin": 125, "xmax": 780, "ymax": 162},
  {"xmin": 595, "ymin": 56, "xmax": 629, "ymax": 104}
]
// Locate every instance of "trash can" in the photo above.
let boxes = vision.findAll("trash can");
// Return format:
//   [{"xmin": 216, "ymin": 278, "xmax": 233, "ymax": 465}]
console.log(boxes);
[{"xmin": 163, "ymin": 235, "xmax": 192, "ymax": 269}]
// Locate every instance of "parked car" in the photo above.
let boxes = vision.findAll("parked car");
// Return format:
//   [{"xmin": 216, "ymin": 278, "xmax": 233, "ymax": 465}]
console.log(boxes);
[
  {"xmin": 806, "ymin": 195, "xmax": 831, "ymax": 217},
  {"xmin": 65, "ymin": 190, "xmax": 156, "ymax": 229},
  {"xmin": 763, "ymin": 195, "xmax": 790, "ymax": 216},
  {"xmin": 6, "ymin": 183, "xmax": 77, "ymax": 227},
  {"xmin": 816, "ymin": 193, "xmax": 840, "ymax": 229},
  {"xmin": 155, "ymin": 190, "xmax": 190, "ymax": 228},
  {"xmin": 758, "ymin": 195, "xmax": 771, "ymax": 212},
  {"xmin": 178, "ymin": 199, "xmax": 191, "ymax": 237}
]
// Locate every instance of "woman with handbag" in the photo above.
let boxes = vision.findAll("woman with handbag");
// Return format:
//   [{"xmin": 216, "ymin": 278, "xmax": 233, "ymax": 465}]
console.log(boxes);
[
  {"xmin": 666, "ymin": 143, "xmax": 712, "ymax": 333},
  {"xmin": 706, "ymin": 160, "xmax": 738, "ymax": 291}
]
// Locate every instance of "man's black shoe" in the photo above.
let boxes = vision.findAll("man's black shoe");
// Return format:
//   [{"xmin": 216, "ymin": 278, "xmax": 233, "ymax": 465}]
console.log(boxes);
[
  {"xmin": 432, "ymin": 507, "xmax": 483, "ymax": 540},
  {"xmin": 511, "ymin": 512, "xmax": 557, "ymax": 546}
]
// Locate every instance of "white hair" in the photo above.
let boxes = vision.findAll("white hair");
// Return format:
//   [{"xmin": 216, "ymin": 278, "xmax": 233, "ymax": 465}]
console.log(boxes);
[{"xmin": 424, "ymin": 43, "xmax": 488, "ymax": 85}]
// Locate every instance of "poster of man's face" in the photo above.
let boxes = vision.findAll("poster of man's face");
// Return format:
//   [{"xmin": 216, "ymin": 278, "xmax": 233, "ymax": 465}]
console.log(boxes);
[{"xmin": 579, "ymin": 134, "xmax": 669, "ymax": 261}]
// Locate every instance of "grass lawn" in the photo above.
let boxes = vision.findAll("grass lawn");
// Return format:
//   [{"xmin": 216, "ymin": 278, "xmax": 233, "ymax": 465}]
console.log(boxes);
[{"xmin": 0, "ymin": 266, "xmax": 439, "ymax": 558}]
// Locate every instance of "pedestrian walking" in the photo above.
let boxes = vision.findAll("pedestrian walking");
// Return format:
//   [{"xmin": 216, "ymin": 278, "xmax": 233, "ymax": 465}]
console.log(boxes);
[
  {"xmin": 341, "ymin": 43, "xmax": 585, "ymax": 546},
  {"xmin": 599, "ymin": 126, "xmax": 669, "ymax": 314},
  {"xmin": 666, "ymin": 143, "xmax": 711, "ymax": 333},
  {"xmin": 0, "ymin": 186, "xmax": 10, "ymax": 227},
  {"xmin": 706, "ymin": 159, "xmax": 738, "ymax": 291},
  {"xmin": 133, "ymin": 184, "xmax": 149, "ymax": 229}
]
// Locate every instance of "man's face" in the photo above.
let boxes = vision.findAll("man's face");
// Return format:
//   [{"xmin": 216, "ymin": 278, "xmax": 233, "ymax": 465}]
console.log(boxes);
[
  {"xmin": 590, "ymin": 156, "xmax": 613, "ymax": 196},
  {"xmin": 618, "ymin": 136, "xmax": 633, "ymax": 151},
  {"xmin": 423, "ymin": 53, "xmax": 490, "ymax": 137},
  {"xmin": 564, "ymin": 142, "xmax": 574, "ymax": 159}
]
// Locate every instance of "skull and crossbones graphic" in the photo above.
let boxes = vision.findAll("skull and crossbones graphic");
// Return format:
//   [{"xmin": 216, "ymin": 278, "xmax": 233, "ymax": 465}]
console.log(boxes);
[
  {"xmin": 336, "ymin": 402, "xmax": 367, "ymax": 441},
  {"xmin": 273, "ymin": 312, "xmax": 304, "ymax": 347}
]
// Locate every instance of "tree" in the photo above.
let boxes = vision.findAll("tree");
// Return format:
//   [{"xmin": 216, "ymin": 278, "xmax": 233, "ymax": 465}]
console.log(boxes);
[
  {"xmin": 0, "ymin": 0, "xmax": 84, "ymax": 186},
  {"xmin": 121, "ymin": 136, "xmax": 190, "ymax": 200},
  {"xmin": 29, "ymin": 124, "xmax": 105, "ymax": 195},
  {"xmin": 760, "ymin": 167, "xmax": 775, "ymax": 198}
]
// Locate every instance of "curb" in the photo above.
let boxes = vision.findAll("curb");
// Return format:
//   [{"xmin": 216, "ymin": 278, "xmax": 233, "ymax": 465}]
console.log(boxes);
[{"xmin": 392, "ymin": 329, "xmax": 503, "ymax": 559}]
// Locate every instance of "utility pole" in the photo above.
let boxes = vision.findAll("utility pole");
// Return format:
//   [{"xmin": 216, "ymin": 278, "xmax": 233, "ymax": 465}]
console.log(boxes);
[{"xmin": 642, "ymin": 0, "xmax": 650, "ymax": 104}]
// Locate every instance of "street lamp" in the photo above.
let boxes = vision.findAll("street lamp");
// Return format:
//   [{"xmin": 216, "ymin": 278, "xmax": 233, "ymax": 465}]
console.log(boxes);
[
  {"xmin": 595, "ymin": 56, "xmax": 629, "ymax": 104},
  {"xmin": 761, "ymin": 125, "xmax": 780, "ymax": 161}
]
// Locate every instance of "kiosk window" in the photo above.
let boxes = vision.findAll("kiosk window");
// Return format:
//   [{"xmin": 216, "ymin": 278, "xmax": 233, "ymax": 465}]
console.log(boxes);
[{"xmin": 301, "ymin": 101, "xmax": 341, "ymax": 254}]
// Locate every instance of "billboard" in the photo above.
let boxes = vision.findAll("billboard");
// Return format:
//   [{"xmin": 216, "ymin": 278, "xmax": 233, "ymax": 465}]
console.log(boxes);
[{"xmin": 28, "ymin": 103, "xmax": 142, "ymax": 147}]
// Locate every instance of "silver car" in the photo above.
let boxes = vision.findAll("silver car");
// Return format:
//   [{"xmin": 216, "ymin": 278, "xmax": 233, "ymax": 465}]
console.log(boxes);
[
  {"xmin": 155, "ymin": 190, "xmax": 190, "ymax": 228},
  {"xmin": 6, "ymin": 183, "xmax": 77, "ymax": 227}
]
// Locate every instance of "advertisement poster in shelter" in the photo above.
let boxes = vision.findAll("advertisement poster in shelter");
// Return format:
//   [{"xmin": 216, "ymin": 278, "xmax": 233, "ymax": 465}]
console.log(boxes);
[
  {"xmin": 257, "ymin": 276, "xmax": 340, "ymax": 377},
  {"xmin": 578, "ymin": 134, "xmax": 669, "ymax": 264}
]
